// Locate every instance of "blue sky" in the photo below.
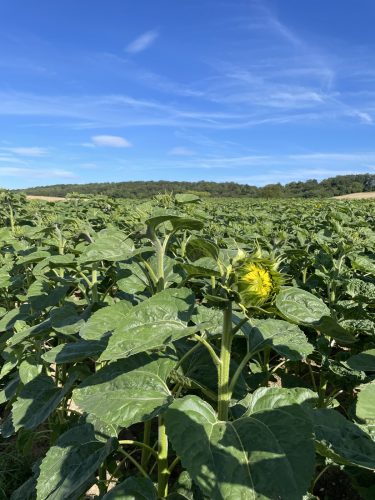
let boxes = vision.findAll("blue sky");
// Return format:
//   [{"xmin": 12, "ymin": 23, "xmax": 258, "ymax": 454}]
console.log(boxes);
[{"xmin": 1, "ymin": 0, "xmax": 375, "ymax": 188}]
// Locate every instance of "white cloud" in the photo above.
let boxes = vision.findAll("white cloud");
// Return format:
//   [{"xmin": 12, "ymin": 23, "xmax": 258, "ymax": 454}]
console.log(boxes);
[
  {"xmin": 1, "ymin": 146, "xmax": 48, "ymax": 157},
  {"xmin": 0, "ymin": 82, "xmax": 373, "ymax": 131},
  {"xmin": 126, "ymin": 30, "xmax": 158, "ymax": 54},
  {"xmin": 80, "ymin": 162, "xmax": 98, "ymax": 169},
  {"xmin": 168, "ymin": 147, "xmax": 196, "ymax": 156},
  {"xmin": 91, "ymin": 135, "xmax": 132, "ymax": 148},
  {"xmin": 0, "ymin": 167, "xmax": 75, "ymax": 178},
  {"xmin": 0, "ymin": 155, "xmax": 25, "ymax": 164},
  {"xmin": 349, "ymin": 110, "xmax": 373, "ymax": 124}
]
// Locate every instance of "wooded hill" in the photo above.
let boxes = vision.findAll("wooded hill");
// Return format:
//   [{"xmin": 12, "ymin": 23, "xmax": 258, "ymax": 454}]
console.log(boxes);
[{"xmin": 17, "ymin": 173, "xmax": 375, "ymax": 199}]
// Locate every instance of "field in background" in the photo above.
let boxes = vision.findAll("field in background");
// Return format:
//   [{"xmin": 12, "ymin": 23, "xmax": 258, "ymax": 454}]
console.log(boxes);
[
  {"xmin": 26, "ymin": 195, "xmax": 66, "ymax": 202},
  {"xmin": 334, "ymin": 191, "xmax": 375, "ymax": 199}
]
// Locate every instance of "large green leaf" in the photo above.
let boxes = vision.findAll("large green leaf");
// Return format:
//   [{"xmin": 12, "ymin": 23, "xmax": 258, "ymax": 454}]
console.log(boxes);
[
  {"xmin": 350, "ymin": 255, "xmax": 375, "ymax": 276},
  {"xmin": 42, "ymin": 339, "xmax": 107, "ymax": 364},
  {"xmin": 11, "ymin": 372, "xmax": 77, "ymax": 432},
  {"xmin": 18, "ymin": 356, "xmax": 42, "ymax": 384},
  {"xmin": 241, "ymin": 318, "xmax": 313, "ymax": 360},
  {"xmin": 7, "ymin": 319, "xmax": 51, "ymax": 347},
  {"xmin": 103, "ymin": 477, "xmax": 157, "ymax": 499},
  {"xmin": 316, "ymin": 316, "xmax": 356, "ymax": 344},
  {"xmin": 79, "ymin": 301, "xmax": 133, "ymax": 340},
  {"xmin": 50, "ymin": 303, "xmax": 85, "ymax": 335},
  {"xmin": 165, "ymin": 395, "xmax": 315, "ymax": 500},
  {"xmin": 0, "ymin": 375, "xmax": 19, "ymax": 405},
  {"xmin": 73, "ymin": 353, "xmax": 175, "ymax": 427},
  {"xmin": 183, "ymin": 258, "xmax": 221, "ymax": 278},
  {"xmin": 313, "ymin": 409, "xmax": 375, "ymax": 470},
  {"xmin": 192, "ymin": 306, "xmax": 223, "ymax": 335},
  {"xmin": 146, "ymin": 214, "xmax": 203, "ymax": 233},
  {"xmin": 346, "ymin": 349, "xmax": 375, "ymax": 371},
  {"xmin": 17, "ymin": 250, "xmax": 51, "ymax": 265},
  {"xmin": 175, "ymin": 193, "xmax": 201, "ymax": 204},
  {"xmin": 116, "ymin": 262, "xmax": 149, "ymax": 295},
  {"xmin": 185, "ymin": 237, "xmax": 219, "ymax": 261},
  {"xmin": 36, "ymin": 424, "xmax": 117, "ymax": 500},
  {"xmin": 240, "ymin": 387, "xmax": 317, "ymax": 417},
  {"xmin": 28, "ymin": 280, "xmax": 69, "ymax": 311},
  {"xmin": 78, "ymin": 229, "xmax": 134, "ymax": 263},
  {"xmin": 346, "ymin": 278, "xmax": 375, "ymax": 303},
  {"xmin": 0, "ymin": 304, "xmax": 32, "ymax": 332},
  {"xmin": 355, "ymin": 382, "xmax": 375, "ymax": 426},
  {"xmin": 100, "ymin": 323, "xmax": 198, "ymax": 361},
  {"xmin": 276, "ymin": 287, "xmax": 330, "ymax": 325},
  {"xmin": 99, "ymin": 288, "xmax": 195, "ymax": 361},
  {"xmin": 32, "ymin": 254, "xmax": 77, "ymax": 277}
]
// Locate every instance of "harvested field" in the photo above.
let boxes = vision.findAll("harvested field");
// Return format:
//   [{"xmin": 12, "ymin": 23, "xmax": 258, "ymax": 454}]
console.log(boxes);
[
  {"xmin": 334, "ymin": 191, "xmax": 375, "ymax": 199},
  {"xmin": 26, "ymin": 195, "xmax": 66, "ymax": 202}
]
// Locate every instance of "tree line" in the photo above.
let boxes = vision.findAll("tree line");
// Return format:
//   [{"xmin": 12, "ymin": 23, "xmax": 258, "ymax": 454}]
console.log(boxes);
[{"xmin": 16, "ymin": 173, "xmax": 375, "ymax": 199}]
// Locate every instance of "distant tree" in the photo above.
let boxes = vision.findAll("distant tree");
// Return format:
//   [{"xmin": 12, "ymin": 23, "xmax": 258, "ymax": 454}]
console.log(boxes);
[
  {"xmin": 16, "ymin": 174, "xmax": 375, "ymax": 199},
  {"xmin": 260, "ymin": 183, "xmax": 284, "ymax": 198}
]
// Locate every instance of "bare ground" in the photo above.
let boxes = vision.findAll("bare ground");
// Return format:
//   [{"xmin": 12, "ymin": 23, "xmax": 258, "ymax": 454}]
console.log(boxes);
[
  {"xmin": 26, "ymin": 195, "xmax": 66, "ymax": 202},
  {"xmin": 334, "ymin": 192, "xmax": 375, "ymax": 199}
]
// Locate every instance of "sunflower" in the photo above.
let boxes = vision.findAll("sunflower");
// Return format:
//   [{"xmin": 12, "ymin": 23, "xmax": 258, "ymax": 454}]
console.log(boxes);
[{"xmin": 234, "ymin": 257, "xmax": 284, "ymax": 307}]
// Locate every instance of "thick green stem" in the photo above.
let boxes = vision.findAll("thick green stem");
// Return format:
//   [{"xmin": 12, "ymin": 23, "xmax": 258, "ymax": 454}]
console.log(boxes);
[
  {"xmin": 157, "ymin": 416, "xmax": 169, "ymax": 498},
  {"xmin": 91, "ymin": 264, "xmax": 98, "ymax": 303},
  {"xmin": 98, "ymin": 461, "xmax": 107, "ymax": 496},
  {"xmin": 141, "ymin": 420, "xmax": 152, "ymax": 468},
  {"xmin": 302, "ymin": 267, "xmax": 308, "ymax": 284},
  {"xmin": 156, "ymin": 233, "xmax": 172, "ymax": 292},
  {"xmin": 9, "ymin": 204, "xmax": 15, "ymax": 234},
  {"xmin": 218, "ymin": 301, "xmax": 233, "ymax": 421}
]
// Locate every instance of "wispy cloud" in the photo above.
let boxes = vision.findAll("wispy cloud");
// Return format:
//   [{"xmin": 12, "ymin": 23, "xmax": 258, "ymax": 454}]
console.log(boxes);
[
  {"xmin": 251, "ymin": 0, "xmax": 304, "ymax": 48},
  {"xmin": 0, "ymin": 167, "xmax": 75, "ymax": 178},
  {"xmin": 0, "ymin": 155, "xmax": 25, "ymax": 164},
  {"xmin": 193, "ymin": 152, "xmax": 375, "ymax": 168},
  {"xmin": 126, "ymin": 30, "xmax": 159, "ymax": 54},
  {"xmin": 168, "ymin": 147, "xmax": 196, "ymax": 156},
  {"xmin": 346, "ymin": 110, "xmax": 373, "ymax": 124},
  {"xmin": 1, "ymin": 146, "xmax": 48, "ymax": 157},
  {"xmin": 91, "ymin": 135, "xmax": 132, "ymax": 147},
  {"xmin": 0, "ymin": 79, "xmax": 373, "ymax": 131},
  {"xmin": 80, "ymin": 162, "xmax": 98, "ymax": 169}
]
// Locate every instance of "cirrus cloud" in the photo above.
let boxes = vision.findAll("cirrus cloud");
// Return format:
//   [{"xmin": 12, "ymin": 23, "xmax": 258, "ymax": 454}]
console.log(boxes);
[
  {"xmin": 1, "ymin": 146, "xmax": 48, "ymax": 157},
  {"xmin": 126, "ymin": 29, "xmax": 159, "ymax": 54},
  {"xmin": 91, "ymin": 135, "xmax": 132, "ymax": 148},
  {"xmin": 168, "ymin": 147, "xmax": 196, "ymax": 156}
]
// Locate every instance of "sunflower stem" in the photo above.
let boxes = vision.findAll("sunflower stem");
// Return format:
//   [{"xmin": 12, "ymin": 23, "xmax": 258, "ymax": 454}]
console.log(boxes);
[
  {"xmin": 218, "ymin": 301, "xmax": 233, "ymax": 421},
  {"xmin": 157, "ymin": 416, "xmax": 169, "ymax": 498}
]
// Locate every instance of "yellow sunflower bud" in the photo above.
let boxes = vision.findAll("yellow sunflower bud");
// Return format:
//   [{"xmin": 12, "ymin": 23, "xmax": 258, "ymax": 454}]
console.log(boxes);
[{"xmin": 234, "ymin": 257, "xmax": 284, "ymax": 307}]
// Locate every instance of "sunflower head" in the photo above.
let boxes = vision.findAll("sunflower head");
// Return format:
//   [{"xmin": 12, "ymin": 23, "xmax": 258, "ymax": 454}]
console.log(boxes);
[{"xmin": 233, "ymin": 256, "xmax": 284, "ymax": 308}]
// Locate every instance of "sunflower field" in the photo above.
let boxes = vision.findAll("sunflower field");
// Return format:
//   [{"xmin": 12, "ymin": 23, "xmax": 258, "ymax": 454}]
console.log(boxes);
[{"xmin": 0, "ymin": 191, "xmax": 374, "ymax": 499}]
